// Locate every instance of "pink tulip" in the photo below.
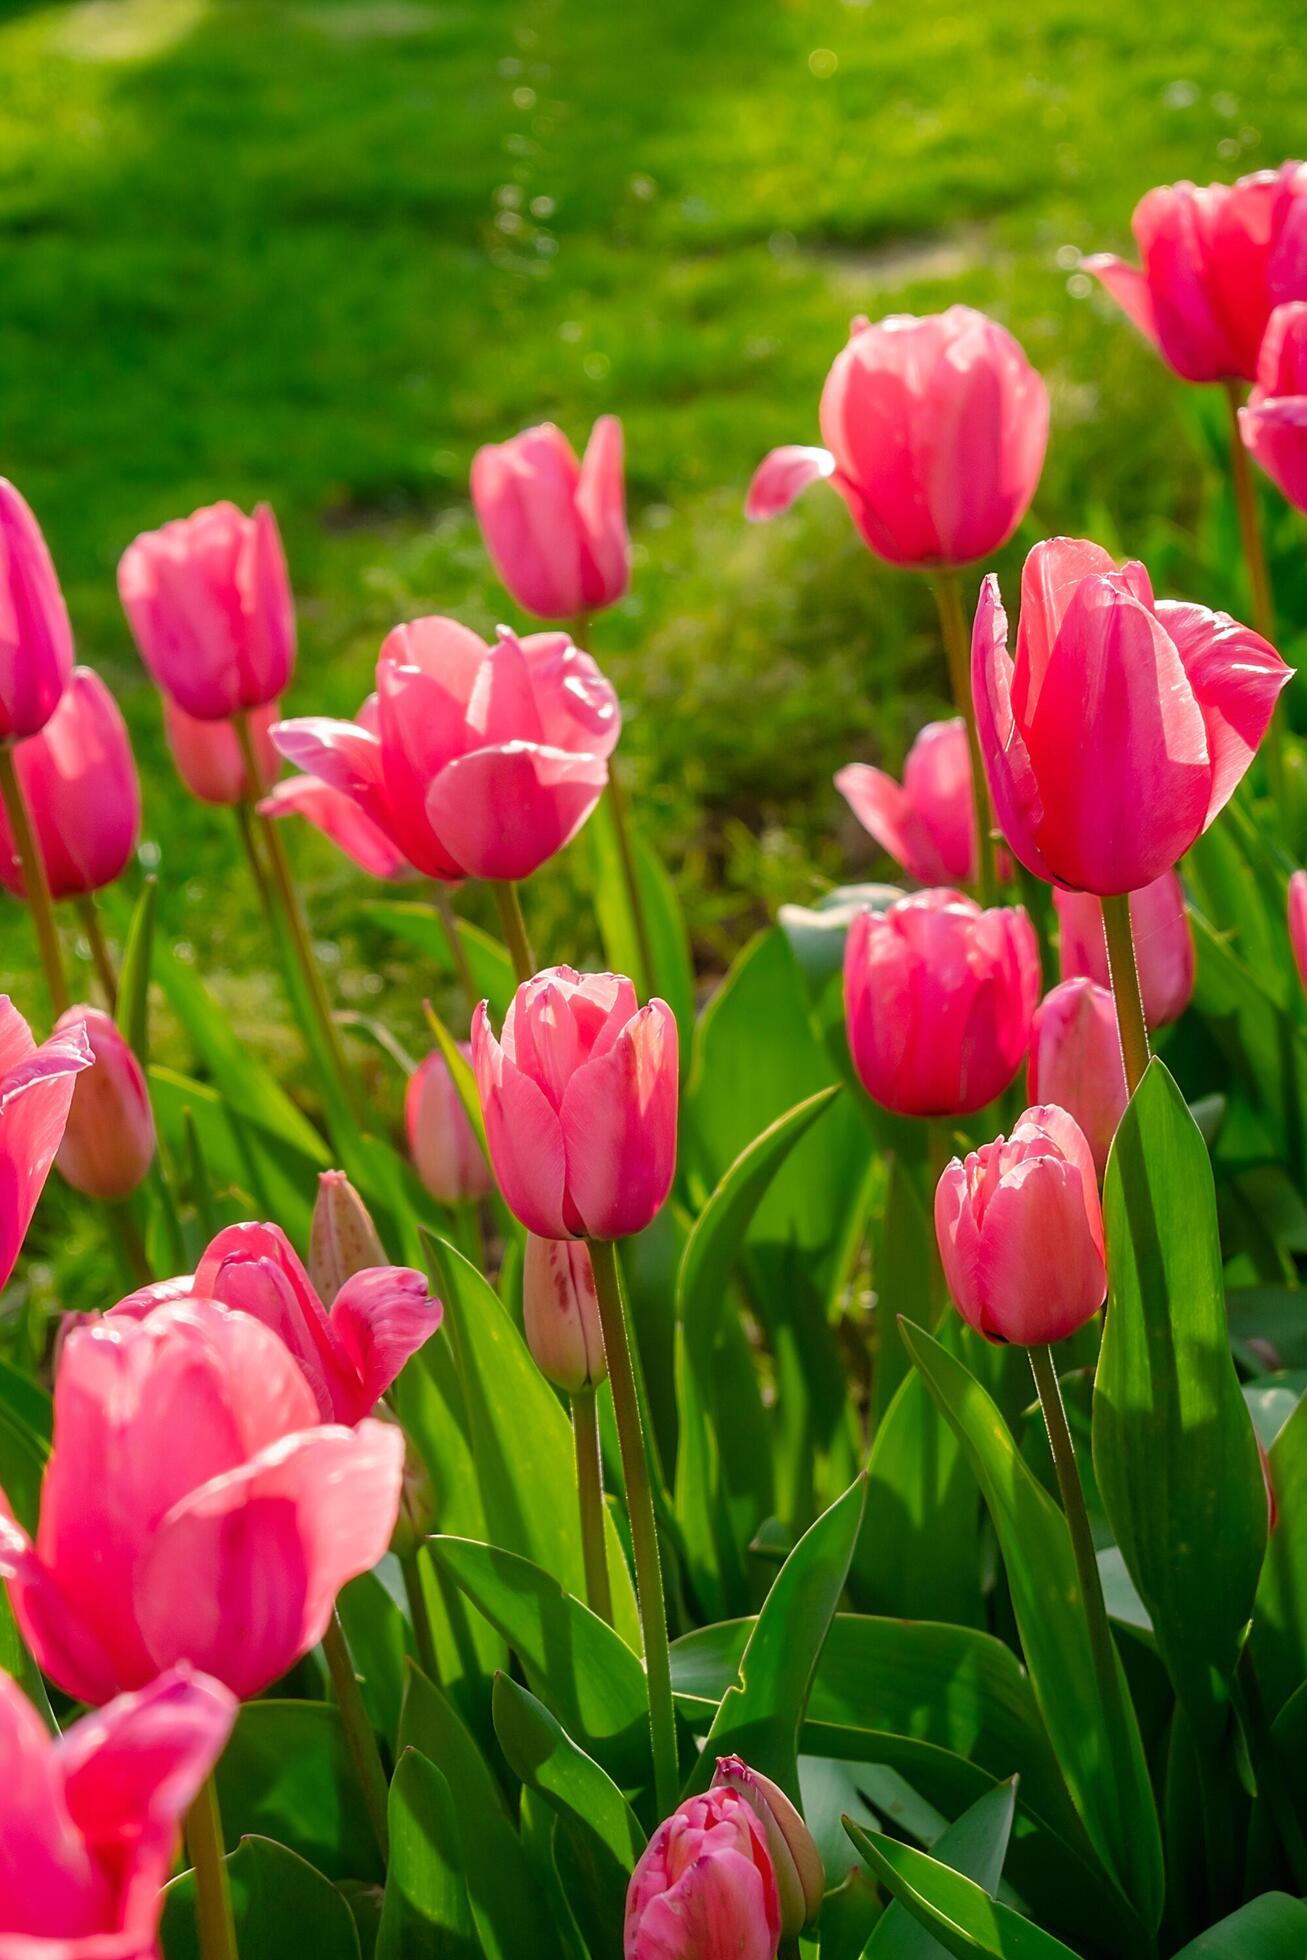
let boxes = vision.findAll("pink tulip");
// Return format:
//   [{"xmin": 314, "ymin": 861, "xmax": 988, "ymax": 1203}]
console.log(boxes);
[
  {"xmin": 472, "ymin": 417, "xmax": 629, "ymax": 621},
  {"xmin": 0, "ymin": 479, "xmax": 75, "ymax": 741},
  {"xmin": 0, "ymin": 1664, "xmax": 235, "ymax": 1957},
  {"xmin": 747, "ymin": 307, "xmax": 1048, "ymax": 568},
  {"xmin": 0, "ymin": 668, "xmax": 139, "ymax": 903},
  {"xmin": 972, "ymin": 537, "xmax": 1292, "ymax": 896},
  {"xmin": 522, "ymin": 1234, "xmax": 605, "ymax": 1391},
  {"xmin": 405, "ymin": 1045, "xmax": 493, "ymax": 1206},
  {"xmin": 710, "ymin": 1758, "xmax": 824, "ymax": 1937},
  {"xmin": 1240, "ymin": 301, "xmax": 1307, "ymax": 513},
  {"xmin": 472, "ymin": 967, "xmax": 678, "ymax": 1240},
  {"xmin": 1027, "ymin": 979, "xmax": 1128, "ymax": 1177},
  {"xmin": 1085, "ymin": 165, "xmax": 1307, "ymax": 384},
  {"xmin": 273, "ymin": 620, "xmax": 619, "ymax": 882},
  {"xmin": 258, "ymin": 689, "xmax": 412, "ymax": 878},
  {"xmin": 1054, "ymin": 871, "xmax": 1194, "ymax": 1028},
  {"xmin": 1288, "ymin": 869, "xmax": 1307, "ymax": 993},
  {"xmin": 935, "ymin": 1104, "xmax": 1107, "ymax": 1344},
  {"xmin": 0, "ymin": 1295, "xmax": 405, "ymax": 1703},
  {"xmin": 164, "ymin": 695, "xmax": 280, "ymax": 806},
  {"xmin": 118, "ymin": 500, "xmax": 294, "ymax": 720},
  {"xmin": 0, "ymin": 998, "xmax": 92, "ymax": 1294},
  {"xmin": 54, "ymin": 1007, "xmax": 155, "ymax": 1203},
  {"xmin": 625, "ymin": 1784, "xmax": 782, "ymax": 1960},
  {"xmin": 843, "ymin": 890, "xmax": 1040, "ymax": 1118},
  {"xmin": 836, "ymin": 718, "xmax": 978, "ymax": 884}
]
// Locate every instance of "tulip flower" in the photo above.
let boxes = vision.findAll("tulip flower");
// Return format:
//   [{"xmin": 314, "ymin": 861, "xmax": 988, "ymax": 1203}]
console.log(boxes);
[
  {"xmin": 1289, "ymin": 870, "xmax": 1307, "ymax": 994},
  {"xmin": 1240, "ymin": 301, "xmax": 1307, "ymax": 514},
  {"xmin": 523, "ymin": 1234, "xmax": 606, "ymax": 1391},
  {"xmin": 273, "ymin": 620, "xmax": 619, "ymax": 882},
  {"xmin": 308, "ymin": 1169, "xmax": 387, "ymax": 1306},
  {"xmin": 1054, "ymin": 870, "xmax": 1194, "ymax": 1028},
  {"xmin": 843, "ymin": 890, "xmax": 1040, "ymax": 1118},
  {"xmin": 54, "ymin": 1006, "xmax": 155, "ymax": 1202},
  {"xmin": 471, "ymin": 967, "xmax": 678, "ymax": 1240},
  {"xmin": 118, "ymin": 500, "xmax": 295, "ymax": 721},
  {"xmin": 0, "ymin": 1665, "xmax": 235, "ymax": 1956},
  {"xmin": 0, "ymin": 1295, "xmax": 406, "ymax": 1703},
  {"xmin": 0, "ymin": 669, "xmax": 139, "ymax": 902},
  {"xmin": 747, "ymin": 306, "xmax": 1048, "ymax": 568},
  {"xmin": 625, "ymin": 1784, "xmax": 782, "ymax": 1960},
  {"xmin": 0, "ymin": 997, "xmax": 92, "ymax": 1293},
  {"xmin": 1085, "ymin": 164, "xmax": 1307, "ymax": 385},
  {"xmin": 935, "ymin": 1104, "xmax": 1106, "ymax": 1344},
  {"xmin": 836, "ymin": 718, "xmax": 984, "ymax": 884},
  {"xmin": 0, "ymin": 479, "xmax": 74, "ymax": 742},
  {"xmin": 260, "ymin": 694, "xmax": 411, "ymax": 879},
  {"xmin": 711, "ymin": 1757, "xmax": 824, "ymax": 1937},
  {"xmin": 405, "ymin": 1044, "xmax": 493, "ymax": 1206},
  {"xmin": 1027, "ymin": 979, "xmax": 1128, "ymax": 1177},
  {"xmin": 972, "ymin": 537, "xmax": 1292, "ymax": 896},
  {"xmin": 472, "ymin": 416, "xmax": 630, "ymax": 620},
  {"xmin": 164, "ymin": 694, "xmax": 280, "ymax": 806}
]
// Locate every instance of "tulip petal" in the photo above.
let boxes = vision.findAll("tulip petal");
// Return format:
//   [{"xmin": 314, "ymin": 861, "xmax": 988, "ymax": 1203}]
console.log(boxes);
[
  {"xmin": 975, "ymin": 1154, "xmax": 1106, "ymax": 1344},
  {"xmin": 1082, "ymin": 254, "xmax": 1162, "ymax": 352},
  {"xmin": 192, "ymin": 1223, "xmax": 350, "ymax": 1427},
  {"xmin": 1156, "ymin": 599, "xmax": 1294, "ymax": 827},
  {"xmin": 519, "ymin": 631, "xmax": 622, "ymax": 759},
  {"xmin": 0, "ymin": 1667, "xmax": 106, "ymax": 1934},
  {"xmin": 0, "ymin": 1508, "xmax": 129, "ymax": 1708},
  {"xmin": 970, "ymin": 575, "xmax": 1056, "ymax": 883},
  {"xmin": 271, "ymin": 716, "xmax": 400, "ymax": 859},
  {"xmin": 472, "ymin": 1006, "xmax": 572, "ymax": 1238},
  {"xmin": 834, "ymin": 763, "xmax": 948, "ymax": 883},
  {"xmin": 259, "ymin": 776, "xmax": 413, "ymax": 881},
  {"xmin": 465, "ymin": 630, "xmax": 546, "ymax": 748},
  {"xmin": 559, "ymin": 1002, "xmax": 678, "ymax": 1239},
  {"xmin": 933, "ymin": 1158, "xmax": 983, "ymax": 1332},
  {"xmin": 575, "ymin": 414, "xmax": 630, "ymax": 608},
  {"xmin": 328, "ymin": 1267, "xmax": 442, "ymax": 1421},
  {"xmin": 0, "ymin": 1010, "xmax": 93, "ymax": 1293},
  {"xmin": 471, "ymin": 428, "xmax": 587, "ymax": 621},
  {"xmin": 426, "ymin": 742, "xmax": 608, "ymax": 881},
  {"xmin": 745, "ymin": 446, "xmax": 836, "ymax": 521},
  {"xmin": 1013, "ymin": 537, "xmax": 1123, "ymax": 724}
]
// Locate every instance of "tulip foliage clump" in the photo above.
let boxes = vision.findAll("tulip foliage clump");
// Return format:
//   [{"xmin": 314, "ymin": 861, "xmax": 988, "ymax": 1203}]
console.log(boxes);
[{"xmin": 5, "ymin": 165, "xmax": 1307, "ymax": 1960}]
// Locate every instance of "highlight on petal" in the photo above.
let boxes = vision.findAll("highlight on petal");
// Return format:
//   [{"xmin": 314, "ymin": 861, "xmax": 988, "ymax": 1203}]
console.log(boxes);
[
  {"xmin": 425, "ymin": 743, "xmax": 608, "ymax": 882},
  {"xmin": 745, "ymin": 446, "xmax": 836, "ymax": 521}
]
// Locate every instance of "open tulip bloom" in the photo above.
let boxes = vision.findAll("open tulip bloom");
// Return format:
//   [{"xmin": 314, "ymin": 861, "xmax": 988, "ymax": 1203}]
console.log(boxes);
[
  {"xmin": 1239, "ymin": 299, "xmax": 1307, "ymax": 514},
  {"xmin": 0, "ymin": 997, "xmax": 92, "ymax": 1294}
]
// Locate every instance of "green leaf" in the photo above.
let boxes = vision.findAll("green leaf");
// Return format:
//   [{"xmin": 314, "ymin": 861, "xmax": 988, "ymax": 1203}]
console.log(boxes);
[
  {"xmin": 149, "ymin": 1066, "xmax": 314, "ymax": 1241},
  {"xmin": 1227, "ymin": 1287, "xmax": 1307, "ymax": 1371},
  {"xmin": 1187, "ymin": 908, "xmax": 1307, "ymax": 1188},
  {"xmin": 843, "ymin": 1820, "xmax": 1082, "ymax": 1959},
  {"xmin": 587, "ymin": 788, "xmax": 695, "ymax": 1055},
  {"xmin": 161, "ymin": 1835, "xmax": 362, "ymax": 1960},
  {"xmin": 1094, "ymin": 1060, "xmax": 1267, "ymax": 1743},
  {"xmin": 215, "ymin": 1702, "xmax": 383, "ymax": 1883},
  {"xmin": 0, "ymin": 1356, "xmax": 50, "ymax": 1445},
  {"xmin": 1170, "ymin": 1893, "xmax": 1307, "ymax": 1957},
  {"xmin": 0, "ymin": 1398, "xmax": 47, "ymax": 1534},
  {"xmin": 365, "ymin": 899, "xmax": 516, "ymax": 1020},
  {"xmin": 337, "ymin": 1566, "xmax": 411, "ymax": 1749},
  {"xmin": 1254, "ymin": 1381, "xmax": 1307, "ymax": 1711},
  {"xmin": 0, "ymin": 1586, "xmax": 55, "ymax": 1729},
  {"xmin": 113, "ymin": 875, "xmax": 157, "ymax": 1064},
  {"xmin": 855, "ymin": 1360, "xmax": 983, "ymax": 1629},
  {"xmin": 377, "ymin": 1748, "xmax": 477, "ymax": 1959},
  {"xmin": 865, "ymin": 1780, "xmax": 1017, "ymax": 1959}
]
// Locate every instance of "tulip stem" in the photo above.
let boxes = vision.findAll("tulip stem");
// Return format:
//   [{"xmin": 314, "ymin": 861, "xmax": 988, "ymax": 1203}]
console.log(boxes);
[
  {"xmin": 431, "ymin": 882, "xmax": 480, "ymax": 1021},
  {"xmin": 493, "ymin": 880, "xmax": 536, "ymax": 983},
  {"xmin": 75, "ymin": 897, "xmax": 118, "ymax": 1010},
  {"xmin": 322, "ymin": 1607, "xmax": 390, "ymax": 1863},
  {"xmin": 185, "ymin": 1772, "xmax": 238, "ymax": 1960},
  {"xmin": 572, "ymin": 1385, "xmax": 614, "ymax": 1626},
  {"xmin": 587, "ymin": 1236, "xmax": 678, "ymax": 1812},
  {"xmin": 1224, "ymin": 380, "xmax": 1285, "ymax": 811},
  {"xmin": 400, "ymin": 1547, "xmax": 441, "ymax": 1685},
  {"xmin": 933, "ymin": 572, "xmax": 998, "ymax": 907},
  {"xmin": 1101, "ymin": 893, "xmax": 1151, "ymax": 1098},
  {"xmin": 0, "ymin": 740, "xmax": 69, "ymax": 1015}
]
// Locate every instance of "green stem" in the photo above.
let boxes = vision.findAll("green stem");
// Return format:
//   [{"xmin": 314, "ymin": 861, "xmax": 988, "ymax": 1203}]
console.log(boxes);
[
  {"xmin": 185, "ymin": 1772, "xmax": 238, "ymax": 1960},
  {"xmin": 232, "ymin": 802, "xmax": 274, "ymax": 926},
  {"xmin": 1224, "ymin": 381, "xmax": 1285, "ymax": 811},
  {"xmin": 926, "ymin": 1118, "xmax": 953, "ymax": 1317},
  {"xmin": 322, "ymin": 1607, "xmax": 390, "ymax": 1862},
  {"xmin": 493, "ymin": 880, "xmax": 536, "ymax": 984},
  {"xmin": 106, "ymin": 1199, "xmax": 152, "ymax": 1287},
  {"xmin": 401, "ymin": 1547, "xmax": 440, "ymax": 1685},
  {"xmin": 587, "ymin": 1237, "xmax": 678, "ymax": 1812},
  {"xmin": 0, "ymin": 741, "xmax": 69, "ymax": 1014},
  {"xmin": 933, "ymin": 571, "xmax": 998, "ymax": 906},
  {"xmin": 1101, "ymin": 893, "xmax": 1151, "ymax": 1097},
  {"xmin": 572, "ymin": 1385, "xmax": 614, "ymax": 1625},
  {"xmin": 432, "ymin": 882, "xmax": 480, "ymax": 1022},
  {"xmin": 1234, "ymin": 1646, "xmax": 1307, "ymax": 1891},
  {"xmin": 75, "ymin": 896, "xmax": 117, "ymax": 1009}
]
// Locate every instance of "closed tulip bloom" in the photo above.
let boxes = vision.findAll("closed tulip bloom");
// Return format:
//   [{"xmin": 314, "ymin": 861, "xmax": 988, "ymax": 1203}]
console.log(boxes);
[
  {"xmin": 972, "ymin": 537, "xmax": 1292, "ymax": 896},
  {"xmin": 625, "ymin": 1785, "xmax": 782, "ymax": 1960},
  {"xmin": 1054, "ymin": 871, "xmax": 1194, "ymax": 1028},
  {"xmin": 118, "ymin": 500, "xmax": 294, "ymax": 721},
  {"xmin": 472, "ymin": 416, "xmax": 630, "ymax": 620},
  {"xmin": 843, "ymin": 891, "xmax": 1040, "ymax": 1118},
  {"xmin": 935, "ymin": 1104, "xmax": 1107, "ymax": 1344},
  {"xmin": 405, "ymin": 1045, "xmax": 493, "ymax": 1206},
  {"xmin": 0, "ymin": 479, "xmax": 74, "ymax": 741},
  {"xmin": 164, "ymin": 694, "xmax": 280, "ymax": 806},
  {"xmin": 1085, "ymin": 165, "xmax": 1307, "ymax": 384},
  {"xmin": 747, "ymin": 307, "xmax": 1048, "ymax": 568},
  {"xmin": 1027, "ymin": 980, "xmax": 1128, "ymax": 1177},
  {"xmin": 836, "ymin": 718, "xmax": 977, "ymax": 884},
  {"xmin": 0, "ymin": 669, "xmax": 139, "ymax": 902},
  {"xmin": 308, "ymin": 1169, "xmax": 387, "ymax": 1307},
  {"xmin": 472, "ymin": 967, "xmax": 678, "ymax": 1241},
  {"xmin": 0, "ymin": 1665, "xmax": 235, "ymax": 1958},
  {"xmin": 710, "ymin": 1758, "xmax": 824, "ymax": 1937},
  {"xmin": 259, "ymin": 696, "xmax": 410, "ymax": 879},
  {"xmin": 0, "ymin": 998, "xmax": 92, "ymax": 1294},
  {"xmin": 274, "ymin": 620, "xmax": 619, "ymax": 882},
  {"xmin": 1240, "ymin": 301, "xmax": 1307, "ymax": 513},
  {"xmin": 1288, "ymin": 870, "xmax": 1307, "ymax": 993},
  {"xmin": 54, "ymin": 1007, "xmax": 155, "ymax": 1203},
  {"xmin": 523, "ymin": 1234, "xmax": 605, "ymax": 1391},
  {"xmin": 0, "ymin": 1296, "xmax": 406, "ymax": 1703}
]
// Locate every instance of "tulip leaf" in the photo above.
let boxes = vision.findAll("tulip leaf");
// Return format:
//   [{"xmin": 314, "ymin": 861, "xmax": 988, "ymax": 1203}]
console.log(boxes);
[
  {"xmin": 365, "ymin": 898, "xmax": 516, "ymax": 1020},
  {"xmin": 1169, "ymin": 1893, "xmax": 1307, "ymax": 1957},
  {"xmin": 0, "ymin": 1357, "xmax": 50, "ymax": 1445},
  {"xmin": 587, "ymin": 788, "xmax": 695, "ymax": 1055},
  {"xmin": 113, "ymin": 874, "xmax": 157, "ymax": 1064},
  {"xmin": 149, "ymin": 1066, "xmax": 314, "ymax": 1240},
  {"xmin": 864, "ymin": 1779, "xmax": 1016, "ymax": 1959},
  {"xmin": 1253, "ymin": 1381, "xmax": 1307, "ymax": 1711},
  {"xmin": 1093, "ymin": 1059, "xmax": 1268, "ymax": 1745},
  {"xmin": 161, "ymin": 1835, "xmax": 362, "ymax": 1960},
  {"xmin": 215, "ymin": 1701, "xmax": 383, "ymax": 1883},
  {"xmin": 855, "ymin": 1357, "xmax": 984, "ymax": 1630},
  {"xmin": 843, "ymin": 1819, "xmax": 1082, "ymax": 1960},
  {"xmin": 337, "ymin": 1566, "xmax": 411, "ymax": 1750},
  {"xmin": 377, "ymin": 1747, "xmax": 477, "ymax": 1959},
  {"xmin": 1187, "ymin": 907, "xmax": 1307, "ymax": 1189},
  {"xmin": 901, "ymin": 1320, "xmax": 1162, "ymax": 1933},
  {"xmin": 0, "ymin": 1399, "xmax": 46, "ymax": 1534}
]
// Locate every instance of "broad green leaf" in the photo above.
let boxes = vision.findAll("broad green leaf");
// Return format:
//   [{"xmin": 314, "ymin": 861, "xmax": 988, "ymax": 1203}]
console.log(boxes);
[
  {"xmin": 1094, "ymin": 1061, "xmax": 1267, "ymax": 1744},
  {"xmin": 856, "ymin": 1362, "xmax": 983, "ymax": 1630},
  {"xmin": 1227, "ymin": 1287, "xmax": 1307, "ymax": 1371},
  {"xmin": 1170, "ymin": 1893, "xmax": 1307, "ymax": 1957},
  {"xmin": 587, "ymin": 788, "xmax": 695, "ymax": 1056},
  {"xmin": 871, "ymin": 1155, "xmax": 935, "ymax": 1430},
  {"xmin": 0, "ymin": 1356, "xmax": 50, "ymax": 1444},
  {"xmin": 337, "ymin": 1566, "xmax": 411, "ymax": 1749},
  {"xmin": 866, "ymin": 1780, "xmax": 1016, "ymax": 1959},
  {"xmin": 377, "ymin": 1748, "xmax": 477, "ymax": 1959},
  {"xmin": 161, "ymin": 1835, "xmax": 361, "ymax": 1960},
  {"xmin": 1254, "ymin": 1383, "xmax": 1307, "ymax": 1710},
  {"xmin": 843, "ymin": 1821, "xmax": 1081, "ymax": 1959},
  {"xmin": 1188, "ymin": 908, "xmax": 1307, "ymax": 1188},
  {"xmin": 215, "ymin": 1702, "xmax": 382, "ymax": 1883},
  {"xmin": 150, "ymin": 1066, "xmax": 313, "ymax": 1241},
  {"xmin": 113, "ymin": 875, "xmax": 157, "ymax": 1064},
  {"xmin": 365, "ymin": 899, "xmax": 516, "ymax": 1020},
  {"xmin": 0, "ymin": 1400, "xmax": 47, "ymax": 1534}
]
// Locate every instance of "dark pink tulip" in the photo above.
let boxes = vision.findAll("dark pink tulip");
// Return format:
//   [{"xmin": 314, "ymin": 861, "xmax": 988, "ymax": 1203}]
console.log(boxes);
[
  {"xmin": 836, "ymin": 718, "xmax": 977, "ymax": 884},
  {"xmin": 935, "ymin": 1104, "xmax": 1107, "ymax": 1344},
  {"xmin": 710, "ymin": 1758, "xmax": 824, "ymax": 1937},
  {"xmin": 0, "ymin": 1295, "xmax": 405, "ymax": 1703},
  {"xmin": 0, "ymin": 668, "xmax": 139, "ymax": 902},
  {"xmin": 405, "ymin": 1045, "xmax": 493, "ymax": 1206},
  {"xmin": 1289, "ymin": 869, "xmax": 1307, "ymax": 993},
  {"xmin": 625, "ymin": 1784, "xmax": 782, "ymax": 1960},
  {"xmin": 118, "ymin": 500, "xmax": 295, "ymax": 721},
  {"xmin": 1085, "ymin": 165, "xmax": 1307, "ymax": 385},
  {"xmin": 472, "ymin": 416, "xmax": 630, "ymax": 620},
  {"xmin": 747, "ymin": 306, "xmax": 1048, "ymax": 568},
  {"xmin": 0, "ymin": 479, "xmax": 74, "ymax": 741},
  {"xmin": 1027, "ymin": 979, "xmax": 1128, "ymax": 1177},
  {"xmin": 1054, "ymin": 870, "xmax": 1194, "ymax": 1028},
  {"xmin": 472, "ymin": 967, "xmax": 678, "ymax": 1240},
  {"xmin": 0, "ymin": 998, "xmax": 92, "ymax": 1294},
  {"xmin": 54, "ymin": 1007, "xmax": 155, "ymax": 1203},
  {"xmin": 274, "ymin": 620, "xmax": 619, "ymax": 882},
  {"xmin": 0, "ymin": 1664, "xmax": 235, "ymax": 1957},
  {"xmin": 1240, "ymin": 301, "xmax": 1307, "ymax": 513},
  {"xmin": 522, "ymin": 1234, "xmax": 605, "ymax": 1392},
  {"xmin": 843, "ymin": 890, "xmax": 1040, "ymax": 1118},
  {"xmin": 972, "ymin": 537, "xmax": 1292, "ymax": 896},
  {"xmin": 164, "ymin": 694, "xmax": 280, "ymax": 806}
]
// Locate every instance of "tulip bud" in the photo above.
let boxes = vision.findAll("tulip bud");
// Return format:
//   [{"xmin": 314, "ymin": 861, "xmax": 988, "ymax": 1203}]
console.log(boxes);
[
  {"xmin": 0, "ymin": 478, "xmax": 74, "ymax": 740},
  {"xmin": 625, "ymin": 1785, "xmax": 781, "ymax": 1960},
  {"xmin": 471, "ymin": 417, "xmax": 630, "ymax": 620},
  {"xmin": 711, "ymin": 1756, "xmax": 824, "ymax": 1935},
  {"xmin": 1027, "ymin": 979, "xmax": 1128, "ymax": 1177},
  {"xmin": 0, "ymin": 668, "xmax": 140, "ymax": 901},
  {"xmin": 522, "ymin": 1235, "xmax": 606, "ymax": 1391},
  {"xmin": 405, "ymin": 1046, "xmax": 493, "ymax": 1206},
  {"xmin": 309, "ymin": 1170, "xmax": 387, "ymax": 1306},
  {"xmin": 164, "ymin": 696, "xmax": 280, "ymax": 806},
  {"xmin": 54, "ymin": 1007, "xmax": 155, "ymax": 1202}
]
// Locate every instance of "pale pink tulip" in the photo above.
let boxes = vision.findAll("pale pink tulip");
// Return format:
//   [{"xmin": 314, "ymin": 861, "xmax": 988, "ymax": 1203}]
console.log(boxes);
[
  {"xmin": 164, "ymin": 695, "xmax": 280, "ymax": 805},
  {"xmin": 0, "ymin": 479, "xmax": 74, "ymax": 741},
  {"xmin": 472, "ymin": 417, "xmax": 630, "ymax": 620},
  {"xmin": 836, "ymin": 719, "xmax": 976, "ymax": 884},
  {"xmin": 1054, "ymin": 871, "xmax": 1194, "ymax": 1028},
  {"xmin": 405, "ymin": 1046, "xmax": 493, "ymax": 1206},
  {"xmin": 0, "ymin": 669, "xmax": 139, "ymax": 901},
  {"xmin": 0, "ymin": 998, "xmax": 92, "ymax": 1294},
  {"xmin": 522, "ymin": 1234, "xmax": 605, "ymax": 1391},
  {"xmin": 1027, "ymin": 979, "xmax": 1128, "ymax": 1177},
  {"xmin": 1240, "ymin": 300, "xmax": 1307, "ymax": 514},
  {"xmin": 54, "ymin": 1007, "xmax": 155, "ymax": 1203},
  {"xmin": 625, "ymin": 1785, "xmax": 782, "ymax": 1960}
]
